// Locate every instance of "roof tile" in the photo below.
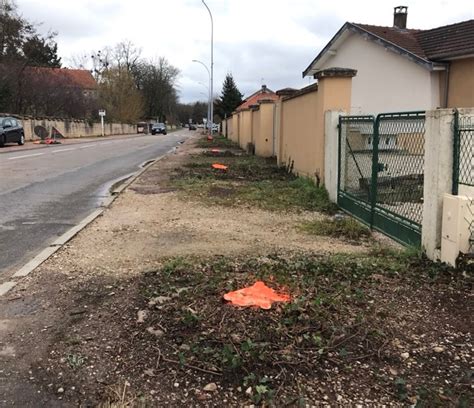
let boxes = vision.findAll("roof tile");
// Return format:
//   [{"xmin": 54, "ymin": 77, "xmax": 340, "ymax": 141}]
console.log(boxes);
[{"xmin": 353, "ymin": 19, "xmax": 474, "ymax": 61}]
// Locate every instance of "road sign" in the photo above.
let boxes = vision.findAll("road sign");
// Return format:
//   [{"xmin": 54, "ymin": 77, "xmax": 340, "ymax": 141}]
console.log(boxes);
[{"xmin": 99, "ymin": 109, "xmax": 106, "ymax": 117}]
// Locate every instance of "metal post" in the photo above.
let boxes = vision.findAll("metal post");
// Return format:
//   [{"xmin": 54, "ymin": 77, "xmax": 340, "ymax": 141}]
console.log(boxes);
[
  {"xmin": 192, "ymin": 60, "xmax": 211, "ymax": 131},
  {"xmin": 101, "ymin": 115, "xmax": 105, "ymax": 137},
  {"xmin": 452, "ymin": 109, "xmax": 460, "ymax": 195},
  {"xmin": 198, "ymin": 81, "xmax": 210, "ymax": 130},
  {"xmin": 202, "ymin": 0, "xmax": 213, "ymax": 134}
]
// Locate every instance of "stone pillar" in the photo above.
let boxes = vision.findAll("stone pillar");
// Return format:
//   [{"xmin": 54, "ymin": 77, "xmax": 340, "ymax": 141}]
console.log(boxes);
[
  {"xmin": 315, "ymin": 67, "xmax": 356, "ymax": 181},
  {"xmin": 422, "ymin": 108, "xmax": 455, "ymax": 260},
  {"xmin": 324, "ymin": 110, "xmax": 346, "ymax": 202}
]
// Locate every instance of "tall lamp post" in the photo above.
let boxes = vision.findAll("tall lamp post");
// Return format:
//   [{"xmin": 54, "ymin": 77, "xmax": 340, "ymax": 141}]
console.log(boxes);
[
  {"xmin": 198, "ymin": 81, "xmax": 211, "ymax": 128},
  {"xmin": 201, "ymin": 0, "xmax": 214, "ymax": 134},
  {"xmin": 192, "ymin": 59, "xmax": 211, "ymax": 129}
]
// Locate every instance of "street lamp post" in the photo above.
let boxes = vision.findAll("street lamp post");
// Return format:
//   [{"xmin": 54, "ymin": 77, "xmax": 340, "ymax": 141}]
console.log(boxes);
[
  {"xmin": 192, "ymin": 59, "xmax": 211, "ymax": 130},
  {"xmin": 201, "ymin": 0, "xmax": 214, "ymax": 134},
  {"xmin": 198, "ymin": 82, "xmax": 211, "ymax": 128}
]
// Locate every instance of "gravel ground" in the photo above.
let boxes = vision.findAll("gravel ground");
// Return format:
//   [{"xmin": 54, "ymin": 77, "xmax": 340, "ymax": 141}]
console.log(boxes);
[{"xmin": 0, "ymin": 135, "xmax": 471, "ymax": 407}]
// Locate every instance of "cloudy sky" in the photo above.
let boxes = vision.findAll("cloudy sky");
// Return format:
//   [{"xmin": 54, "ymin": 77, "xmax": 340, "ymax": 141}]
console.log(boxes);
[{"xmin": 16, "ymin": 0, "xmax": 473, "ymax": 103}]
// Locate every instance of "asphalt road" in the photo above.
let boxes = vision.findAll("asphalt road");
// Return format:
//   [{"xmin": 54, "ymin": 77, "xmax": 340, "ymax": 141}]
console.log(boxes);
[{"xmin": 0, "ymin": 130, "xmax": 189, "ymax": 278}]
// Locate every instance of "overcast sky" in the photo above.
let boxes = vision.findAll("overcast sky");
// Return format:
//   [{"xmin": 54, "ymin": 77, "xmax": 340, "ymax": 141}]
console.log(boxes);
[{"xmin": 16, "ymin": 0, "xmax": 473, "ymax": 103}]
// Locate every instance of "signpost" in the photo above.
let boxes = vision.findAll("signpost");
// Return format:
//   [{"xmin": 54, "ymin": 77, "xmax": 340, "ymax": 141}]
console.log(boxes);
[{"xmin": 99, "ymin": 109, "xmax": 106, "ymax": 137}]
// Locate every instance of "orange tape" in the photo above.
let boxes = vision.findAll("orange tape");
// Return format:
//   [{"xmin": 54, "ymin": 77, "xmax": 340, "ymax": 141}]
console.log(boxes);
[
  {"xmin": 224, "ymin": 281, "xmax": 290, "ymax": 310},
  {"xmin": 212, "ymin": 163, "xmax": 228, "ymax": 170}
]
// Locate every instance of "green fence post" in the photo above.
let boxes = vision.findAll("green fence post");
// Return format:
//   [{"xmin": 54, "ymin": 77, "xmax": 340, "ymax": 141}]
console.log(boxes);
[
  {"xmin": 452, "ymin": 109, "xmax": 460, "ymax": 195},
  {"xmin": 370, "ymin": 115, "xmax": 380, "ymax": 228}
]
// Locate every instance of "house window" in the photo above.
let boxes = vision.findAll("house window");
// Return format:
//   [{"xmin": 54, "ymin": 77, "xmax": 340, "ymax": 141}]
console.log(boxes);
[
  {"xmin": 368, "ymin": 137, "xmax": 372, "ymax": 145},
  {"xmin": 385, "ymin": 137, "xmax": 390, "ymax": 145}
]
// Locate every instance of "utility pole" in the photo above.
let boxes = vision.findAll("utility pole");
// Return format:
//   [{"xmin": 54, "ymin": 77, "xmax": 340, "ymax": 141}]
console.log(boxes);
[{"xmin": 201, "ymin": 0, "xmax": 214, "ymax": 134}]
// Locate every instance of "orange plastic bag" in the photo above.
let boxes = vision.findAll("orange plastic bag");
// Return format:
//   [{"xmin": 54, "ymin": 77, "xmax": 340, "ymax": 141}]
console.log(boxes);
[
  {"xmin": 212, "ymin": 163, "xmax": 228, "ymax": 171},
  {"xmin": 224, "ymin": 281, "xmax": 290, "ymax": 310}
]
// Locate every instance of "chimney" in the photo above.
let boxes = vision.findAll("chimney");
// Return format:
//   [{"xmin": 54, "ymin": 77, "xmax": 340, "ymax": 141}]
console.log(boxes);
[
  {"xmin": 261, "ymin": 84, "xmax": 267, "ymax": 93},
  {"xmin": 393, "ymin": 6, "xmax": 408, "ymax": 29}
]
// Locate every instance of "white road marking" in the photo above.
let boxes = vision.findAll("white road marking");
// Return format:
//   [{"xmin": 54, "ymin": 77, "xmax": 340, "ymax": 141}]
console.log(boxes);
[
  {"xmin": 79, "ymin": 144, "xmax": 96, "ymax": 149},
  {"xmin": 7, "ymin": 153, "xmax": 44, "ymax": 160},
  {"xmin": 51, "ymin": 148, "xmax": 76, "ymax": 153}
]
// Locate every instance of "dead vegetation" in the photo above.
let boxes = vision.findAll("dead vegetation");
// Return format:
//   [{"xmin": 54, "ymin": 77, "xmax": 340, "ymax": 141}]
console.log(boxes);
[
  {"xmin": 169, "ymin": 140, "xmax": 337, "ymax": 214},
  {"xmin": 6, "ymin": 134, "xmax": 472, "ymax": 407},
  {"xmin": 35, "ymin": 250, "xmax": 472, "ymax": 407}
]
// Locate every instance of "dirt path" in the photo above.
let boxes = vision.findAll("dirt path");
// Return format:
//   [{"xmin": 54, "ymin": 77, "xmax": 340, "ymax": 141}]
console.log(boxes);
[{"xmin": 0, "ymin": 135, "xmax": 372, "ymax": 406}]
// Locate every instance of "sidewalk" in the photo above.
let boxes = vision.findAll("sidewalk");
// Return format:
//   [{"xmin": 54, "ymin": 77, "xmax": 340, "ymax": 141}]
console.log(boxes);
[{"xmin": 0, "ymin": 135, "xmax": 471, "ymax": 407}]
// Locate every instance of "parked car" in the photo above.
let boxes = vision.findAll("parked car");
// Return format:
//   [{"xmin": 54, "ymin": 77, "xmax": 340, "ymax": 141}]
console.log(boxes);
[
  {"xmin": 151, "ymin": 123, "xmax": 167, "ymax": 135},
  {"xmin": 0, "ymin": 116, "xmax": 25, "ymax": 147},
  {"xmin": 189, "ymin": 124, "xmax": 197, "ymax": 131}
]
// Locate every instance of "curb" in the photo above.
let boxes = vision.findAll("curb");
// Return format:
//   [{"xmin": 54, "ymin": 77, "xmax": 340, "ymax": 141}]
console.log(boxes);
[{"xmin": 0, "ymin": 146, "xmax": 177, "ymax": 297}]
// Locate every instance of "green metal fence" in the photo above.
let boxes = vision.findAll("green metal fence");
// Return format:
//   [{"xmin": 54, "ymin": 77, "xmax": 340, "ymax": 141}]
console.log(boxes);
[
  {"xmin": 338, "ymin": 112, "xmax": 425, "ymax": 246},
  {"xmin": 453, "ymin": 111, "xmax": 474, "ymax": 195}
]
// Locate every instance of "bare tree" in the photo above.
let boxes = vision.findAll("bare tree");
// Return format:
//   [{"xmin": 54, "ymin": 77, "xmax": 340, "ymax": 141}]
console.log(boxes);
[
  {"xmin": 67, "ymin": 52, "xmax": 90, "ymax": 70},
  {"xmin": 99, "ymin": 67, "xmax": 143, "ymax": 123},
  {"xmin": 113, "ymin": 40, "xmax": 142, "ymax": 74}
]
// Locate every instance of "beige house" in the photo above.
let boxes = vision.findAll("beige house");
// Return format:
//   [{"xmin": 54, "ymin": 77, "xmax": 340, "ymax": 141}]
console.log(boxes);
[{"xmin": 303, "ymin": 6, "xmax": 474, "ymax": 114}]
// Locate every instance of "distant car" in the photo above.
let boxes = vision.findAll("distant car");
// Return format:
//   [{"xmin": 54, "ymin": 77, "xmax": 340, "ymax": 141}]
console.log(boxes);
[
  {"xmin": 189, "ymin": 124, "xmax": 197, "ymax": 131},
  {"xmin": 151, "ymin": 123, "xmax": 167, "ymax": 135},
  {"xmin": 0, "ymin": 116, "xmax": 25, "ymax": 147}
]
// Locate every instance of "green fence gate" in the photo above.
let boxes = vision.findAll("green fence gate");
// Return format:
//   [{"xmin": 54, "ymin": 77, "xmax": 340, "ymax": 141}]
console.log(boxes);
[
  {"xmin": 452, "ymin": 110, "xmax": 474, "ymax": 255},
  {"xmin": 338, "ymin": 112, "xmax": 425, "ymax": 246}
]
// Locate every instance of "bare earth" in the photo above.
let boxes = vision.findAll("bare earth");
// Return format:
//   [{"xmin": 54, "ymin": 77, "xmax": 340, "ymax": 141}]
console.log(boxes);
[{"xmin": 0, "ymin": 135, "xmax": 471, "ymax": 407}]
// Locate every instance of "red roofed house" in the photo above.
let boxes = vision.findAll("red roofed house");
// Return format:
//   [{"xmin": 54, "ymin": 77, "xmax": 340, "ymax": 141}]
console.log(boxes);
[
  {"xmin": 303, "ymin": 6, "xmax": 474, "ymax": 114},
  {"xmin": 236, "ymin": 84, "xmax": 279, "ymax": 111},
  {"xmin": 26, "ymin": 67, "xmax": 98, "ymax": 97},
  {"xmin": 232, "ymin": 85, "xmax": 280, "ymax": 155},
  {"xmin": 18, "ymin": 67, "xmax": 98, "ymax": 117}
]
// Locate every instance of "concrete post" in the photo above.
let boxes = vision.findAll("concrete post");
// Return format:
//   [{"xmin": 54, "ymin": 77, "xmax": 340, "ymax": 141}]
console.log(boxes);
[
  {"xmin": 422, "ymin": 108, "xmax": 455, "ymax": 260},
  {"xmin": 324, "ymin": 110, "xmax": 346, "ymax": 203}
]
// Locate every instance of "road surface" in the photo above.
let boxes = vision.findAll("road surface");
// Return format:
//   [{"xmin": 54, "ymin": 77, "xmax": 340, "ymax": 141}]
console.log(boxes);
[{"xmin": 0, "ymin": 130, "xmax": 188, "ymax": 278}]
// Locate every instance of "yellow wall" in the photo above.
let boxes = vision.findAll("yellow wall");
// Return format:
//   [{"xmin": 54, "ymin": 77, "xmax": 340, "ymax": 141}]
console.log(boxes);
[
  {"xmin": 239, "ymin": 110, "xmax": 253, "ymax": 150},
  {"xmin": 279, "ymin": 90, "xmax": 320, "ymax": 178},
  {"xmin": 255, "ymin": 103, "xmax": 275, "ymax": 157},
  {"xmin": 278, "ymin": 76, "xmax": 352, "ymax": 180},
  {"xmin": 448, "ymin": 57, "xmax": 474, "ymax": 108},
  {"xmin": 251, "ymin": 109, "xmax": 260, "ymax": 148},
  {"xmin": 231, "ymin": 114, "xmax": 239, "ymax": 143},
  {"xmin": 224, "ymin": 116, "xmax": 234, "ymax": 140}
]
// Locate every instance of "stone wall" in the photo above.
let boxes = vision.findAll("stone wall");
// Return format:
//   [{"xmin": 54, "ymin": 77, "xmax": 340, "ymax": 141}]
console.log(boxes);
[{"xmin": 3, "ymin": 114, "xmax": 137, "ymax": 140}]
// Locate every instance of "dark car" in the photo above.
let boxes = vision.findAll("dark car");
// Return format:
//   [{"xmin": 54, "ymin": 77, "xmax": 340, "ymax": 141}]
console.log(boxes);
[
  {"xmin": 151, "ymin": 123, "xmax": 167, "ymax": 135},
  {"xmin": 0, "ymin": 116, "xmax": 25, "ymax": 147},
  {"xmin": 189, "ymin": 124, "xmax": 197, "ymax": 131}
]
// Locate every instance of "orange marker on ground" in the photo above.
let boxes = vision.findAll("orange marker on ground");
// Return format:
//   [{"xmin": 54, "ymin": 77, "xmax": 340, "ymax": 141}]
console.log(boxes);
[
  {"xmin": 224, "ymin": 281, "xmax": 290, "ymax": 310},
  {"xmin": 212, "ymin": 163, "xmax": 228, "ymax": 171}
]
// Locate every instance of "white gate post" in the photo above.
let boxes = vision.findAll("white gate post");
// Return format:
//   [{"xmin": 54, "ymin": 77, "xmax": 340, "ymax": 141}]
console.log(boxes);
[
  {"xmin": 422, "ymin": 109, "xmax": 455, "ymax": 260},
  {"xmin": 324, "ymin": 110, "xmax": 346, "ymax": 203}
]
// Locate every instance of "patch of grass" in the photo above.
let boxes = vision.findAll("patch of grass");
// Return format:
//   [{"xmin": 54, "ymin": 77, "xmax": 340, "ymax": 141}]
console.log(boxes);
[
  {"xmin": 67, "ymin": 353, "xmax": 85, "ymax": 369},
  {"xmin": 300, "ymin": 217, "xmax": 371, "ymax": 242},
  {"xmin": 171, "ymin": 154, "xmax": 337, "ymax": 213},
  {"xmin": 139, "ymin": 249, "xmax": 462, "ymax": 364},
  {"xmin": 235, "ymin": 178, "xmax": 336, "ymax": 212},
  {"xmin": 195, "ymin": 135, "xmax": 239, "ymax": 149},
  {"xmin": 127, "ymin": 249, "xmax": 471, "ymax": 408}
]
